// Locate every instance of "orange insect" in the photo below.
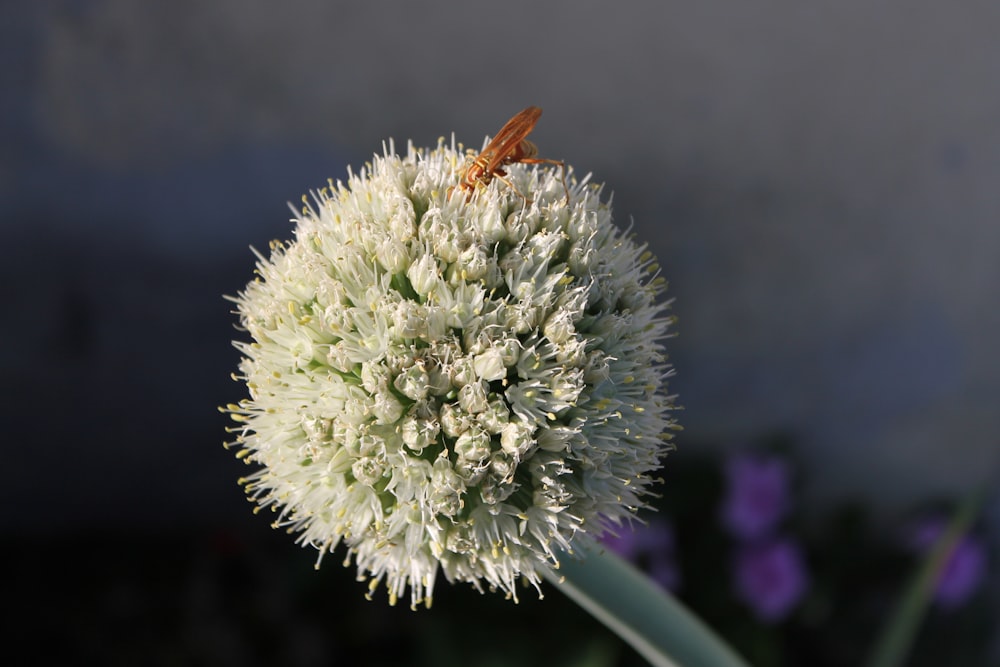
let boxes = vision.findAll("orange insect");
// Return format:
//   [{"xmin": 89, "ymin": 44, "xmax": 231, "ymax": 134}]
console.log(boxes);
[{"xmin": 450, "ymin": 105, "xmax": 568, "ymax": 202}]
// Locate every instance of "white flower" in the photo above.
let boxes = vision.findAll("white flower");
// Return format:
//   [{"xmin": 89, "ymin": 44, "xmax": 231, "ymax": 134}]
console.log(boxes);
[{"xmin": 225, "ymin": 135, "xmax": 678, "ymax": 609}]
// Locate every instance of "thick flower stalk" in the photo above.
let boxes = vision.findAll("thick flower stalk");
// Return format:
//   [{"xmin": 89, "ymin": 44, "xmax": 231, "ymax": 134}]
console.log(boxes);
[{"xmin": 226, "ymin": 135, "xmax": 677, "ymax": 609}]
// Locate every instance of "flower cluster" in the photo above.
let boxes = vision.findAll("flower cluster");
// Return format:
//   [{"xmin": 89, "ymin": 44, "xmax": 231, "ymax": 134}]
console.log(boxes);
[
  {"xmin": 721, "ymin": 452, "xmax": 809, "ymax": 622},
  {"xmin": 720, "ymin": 454, "xmax": 790, "ymax": 540},
  {"xmin": 906, "ymin": 515, "xmax": 987, "ymax": 610},
  {"xmin": 226, "ymin": 137, "xmax": 677, "ymax": 608}
]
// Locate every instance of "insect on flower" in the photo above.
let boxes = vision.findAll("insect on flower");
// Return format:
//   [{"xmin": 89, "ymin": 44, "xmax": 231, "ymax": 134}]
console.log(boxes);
[
  {"xmin": 226, "ymin": 117, "xmax": 677, "ymax": 610},
  {"xmin": 450, "ymin": 105, "xmax": 568, "ymax": 202}
]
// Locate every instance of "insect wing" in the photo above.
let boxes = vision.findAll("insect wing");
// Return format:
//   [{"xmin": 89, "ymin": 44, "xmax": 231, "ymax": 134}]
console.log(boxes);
[{"xmin": 479, "ymin": 106, "xmax": 542, "ymax": 172}]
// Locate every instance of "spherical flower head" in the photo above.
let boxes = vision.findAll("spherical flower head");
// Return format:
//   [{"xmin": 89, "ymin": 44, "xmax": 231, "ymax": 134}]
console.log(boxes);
[
  {"xmin": 225, "ymin": 136, "xmax": 677, "ymax": 609},
  {"xmin": 720, "ymin": 452, "xmax": 791, "ymax": 540},
  {"xmin": 733, "ymin": 537, "xmax": 809, "ymax": 623}
]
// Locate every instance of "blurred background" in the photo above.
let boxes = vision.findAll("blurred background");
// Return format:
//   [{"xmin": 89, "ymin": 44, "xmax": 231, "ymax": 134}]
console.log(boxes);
[{"xmin": 2, "ymin": 1, "xmax": 997, "ymax": 664}]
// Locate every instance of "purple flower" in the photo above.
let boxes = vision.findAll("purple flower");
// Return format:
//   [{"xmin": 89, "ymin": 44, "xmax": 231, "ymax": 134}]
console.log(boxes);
[
  {"xmin": 599, "ymin": 519, "xmax": 681, "ymax": 591},
  {"xmin": 600, "ymin": 527, "xmax": 643, "ymax": 561},
  {"xmin": 720, "ymin": 453, "xmax": 791, "ymax": 540},
  {"xmin": 733, "ymin": 538, "xmax": 809, "ymax": 623},
  {"xmin": 907, "ymin": 517, "xmax": 988, "ymax": 610}
]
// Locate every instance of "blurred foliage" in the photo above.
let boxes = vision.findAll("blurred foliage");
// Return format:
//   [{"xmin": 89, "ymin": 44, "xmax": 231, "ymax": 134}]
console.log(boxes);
[
  {"xmin": 656, "ymin": 436, "xmax": 995, "ymax": 667},
  {"xmin": 6, "ymin": 435, "xmax": 994, "ymax": 666}
]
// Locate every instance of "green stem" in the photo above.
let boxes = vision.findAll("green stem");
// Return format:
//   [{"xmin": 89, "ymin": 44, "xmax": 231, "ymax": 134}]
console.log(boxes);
[
  {"xmin": 864, "ymin": 482, "xmax": 990, "ymax": 667},
  {"xmin": 545, "ymin": 543, "xmax": 752, "ymax": 667}
]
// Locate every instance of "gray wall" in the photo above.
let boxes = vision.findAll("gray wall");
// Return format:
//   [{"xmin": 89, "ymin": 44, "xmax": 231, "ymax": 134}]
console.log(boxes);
[{"xmin": 3, "ymin": 0, "xmax": 998, "ymax": 529}]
